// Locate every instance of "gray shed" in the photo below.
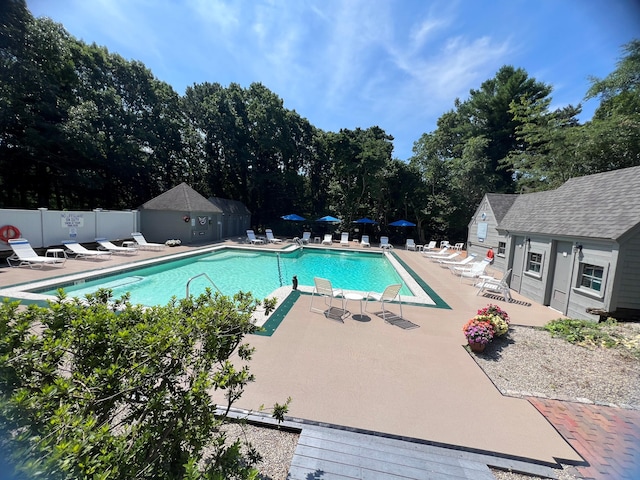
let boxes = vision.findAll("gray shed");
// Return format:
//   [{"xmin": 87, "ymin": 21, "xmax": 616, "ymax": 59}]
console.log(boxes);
[
  {"xmin": 467, "ymin": 193, "xmax": 517, "ymax": 271},
  {"xmin": 207, "ymin": 197, "xmax": 251, "ymax": 239},
  {"xmin": 138, "ymin": 183, "xmax": 223, "ymax": 244},
  {"xmin": 495, "ymin": 165, "xmax": 640, "ymax": 321}
]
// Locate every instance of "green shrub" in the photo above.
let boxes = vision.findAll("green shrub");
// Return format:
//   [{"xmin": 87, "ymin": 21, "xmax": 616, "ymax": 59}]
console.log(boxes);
[
  {"xmin": 543, "ymin": 317, "xmax": 640, "ymax": 358},
  {"xmin": 0, "ymin": 289, "xmax": 287, "ymax": 479}
]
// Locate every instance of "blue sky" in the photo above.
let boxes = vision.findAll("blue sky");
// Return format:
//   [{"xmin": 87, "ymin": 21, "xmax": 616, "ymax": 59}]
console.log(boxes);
[{"xmin": 27, "ymin": 0, "xmax": 639, "ymax": 161}]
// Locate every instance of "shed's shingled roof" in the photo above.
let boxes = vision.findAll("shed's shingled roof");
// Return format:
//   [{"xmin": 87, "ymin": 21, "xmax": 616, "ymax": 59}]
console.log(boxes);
[
  {"xmin": 498, "ymin": 166, "xmax": 640, "ymax": 240},
  {"xmin": 208, "ymin": 197, "xmax": 251, "ymax": 215},
  {"xmin": 485, "ymin": 193, "xmax": 517, "ymax": 223},
  {"xmin": 139, "ymin": 183, "xmax": 222, "ymax": 212}
]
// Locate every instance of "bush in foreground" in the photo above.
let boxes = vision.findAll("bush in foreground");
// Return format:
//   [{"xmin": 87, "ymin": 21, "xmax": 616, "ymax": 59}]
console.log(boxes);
[{"xmin": 0, "ymin": 289, "xmax": 287, "ymax": 479}]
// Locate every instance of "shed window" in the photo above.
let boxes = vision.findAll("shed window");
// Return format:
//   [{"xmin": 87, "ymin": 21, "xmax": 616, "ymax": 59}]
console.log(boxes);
[
  {"xmin": 497, "ymin": 241, "xmax": 506, "ymax": 257},
  {"xmin": 579, "ymin": 264, "xmax": 604, "ymax": 292},
  {"xmin": 527, "ymin": 252, "xmax": 542, "ymax": 274}
]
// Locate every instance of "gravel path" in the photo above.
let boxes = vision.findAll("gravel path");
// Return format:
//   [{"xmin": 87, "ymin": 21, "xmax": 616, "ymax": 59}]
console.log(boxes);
[{"xmin": 228, "ymin": 323, "xmax": 640, "ymax": 480}]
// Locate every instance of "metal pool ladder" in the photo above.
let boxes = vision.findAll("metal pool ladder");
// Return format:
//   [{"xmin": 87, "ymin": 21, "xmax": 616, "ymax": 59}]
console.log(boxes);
[{"xmin": 186, "ymin": 273, "xmax": 221, "ymax": 298}]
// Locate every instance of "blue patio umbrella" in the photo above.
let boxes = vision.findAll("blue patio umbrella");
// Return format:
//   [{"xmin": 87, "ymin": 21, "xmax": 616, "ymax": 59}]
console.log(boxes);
[
  {"xmin": 281, "ymin": 213, "xmax": 306, "ymax": 221},
  {"xmin": 389, "ymin": 219, "xmax": 416, "ymax": 227},
  {"xmin": 316, "ymin": 215, "xmax": 341, "ymax": 223},
  {"xmin": 352, "ymin": 217, "xmax": 378, "ymax": 225},
  {"xmin": 353, "ymin": 217, "xmax": 378, "ymax": 236}
]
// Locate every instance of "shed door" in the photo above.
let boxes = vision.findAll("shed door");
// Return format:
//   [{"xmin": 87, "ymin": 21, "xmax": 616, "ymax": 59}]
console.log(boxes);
[
  {"xmin": 510, "ymin": 236, "xmax": 525, "ymax": 292},
  {"xmin": 549, "ymin": 241, "xmax": 574, "ymax": 313}
]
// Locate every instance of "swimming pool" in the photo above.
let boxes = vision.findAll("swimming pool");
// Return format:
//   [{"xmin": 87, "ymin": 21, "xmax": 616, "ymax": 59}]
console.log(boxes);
[{"xmin": 37, "ymin": 248, "xmax": 414, "ymax": 306}]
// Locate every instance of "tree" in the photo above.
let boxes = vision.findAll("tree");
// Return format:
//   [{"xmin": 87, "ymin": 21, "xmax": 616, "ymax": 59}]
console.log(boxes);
[
  {"xmin": 325, "ymin": 126, "xmax": 394, "ymax": 224},
  {"xmin": 507, "ymin": 96, "xmax": 582, "ymax": 190},
  {"xmin": 0, "ymin": 290, "xmax": 287, "ymax": 479}
]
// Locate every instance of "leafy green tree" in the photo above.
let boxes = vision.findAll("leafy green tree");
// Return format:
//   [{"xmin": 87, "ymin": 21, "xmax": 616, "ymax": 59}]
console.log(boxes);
[
  {"xmin": 507, "ymin": 96, "xmax": 582, "ymax": 190},
  {"xmin": 411, "ymin": 66, "xmax": 553, "ymax": 239},
  {"xmin": 0, "ymin": 290, "xmax": 287, "ymax": 479},
  {"xmin": 325, "ymin": 126, "xmax": 393, "ymax": 224},
  {"xmin": 586, "ymin": 39, "xmax": 640, "ymax": 119},
  {"xmin": 575, "ymin": 39, "xmax": 640, "ymax": 173}
]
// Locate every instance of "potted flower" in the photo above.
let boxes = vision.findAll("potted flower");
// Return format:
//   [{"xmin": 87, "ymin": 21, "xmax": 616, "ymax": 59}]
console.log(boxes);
[
  {"xmin": 476, "ymin": 304, "xmax": 510, "ymax": 337},
  {"xmin": 462, "ymin": 318, "xmax": 494, "ymax": 353}
]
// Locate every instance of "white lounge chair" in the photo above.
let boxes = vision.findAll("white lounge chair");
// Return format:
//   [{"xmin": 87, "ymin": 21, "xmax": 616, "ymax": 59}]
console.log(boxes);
[
  {"xmin": 6, "ymin": 238, "xmax": 66, "ymax": 269},
  {"xmin": 265, "ymin": 229, "xmax": 282, "ymax": 244},
  {"xmin": 246, "ymin": 230, "xmax": 265, "ymax": 245},
  {"xmin": 96, "ymin": 238, "xmax": 138, "ymax": 255},
  {"xmin": 310, "ymin": 277, "xmax": 346, "ymax": 320},
  {"xmin": 452, "ymin": 259, "xmax": 491, "ymax": 283},
  {"xmin": 453, "ymin": 242, "xmax": 465, "ymax": 251},
  {"xmin": 360, "ymin": 235, "xmax": 371, "ymax": 248},
  {"xmin": 476, "ymin": 269, "xmax": 513, "ymax": 302},
  {"xmin": 423, "ymin": 240, "xmax": 438, "ymax": 251},
  {"xmin": 340, "ymin": 232, "xmax": 350, "ymax": 246},
  {"xmin": 300, "ymin": 232, "xmax": 311, "ymax": 244},
  {"xmin": 429, "ymin": 252, "xmax": 460, "ymax": 262},
  {"xmin": 422, "ymin": 247, "xmax": 449, "ymax": 258},
  {"xmin": 62, "ymin": 241, "xmax": 112, "ymax": 260},
  {"xmin": 405, "ymin": 239, "xmax": 416, "ymax": 251},
  {"xmin": 380, "ymin": 236, "xmax": 393, "ymax": 249},
  {"xmin": 365, "ymin": 283, "xmax": 403, "ymax": 321},
  {"xmin": 440, "ymin": 240, "xmax": 450, "ymax": 248},
  {"xmin": 321, "ymin": 234, "xmax": 333, "ymax": 245},
  {"xmin": 439, "ymin": 254, "xmax": 476, "ymax": 267},
  {"xmin": 131, "ymin": 232, "xmax": 165, "ymax": 251}
]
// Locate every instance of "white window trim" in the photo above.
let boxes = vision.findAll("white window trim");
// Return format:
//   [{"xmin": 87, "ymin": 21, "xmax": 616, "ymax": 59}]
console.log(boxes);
[
  {"xmin": 572, "ymin": 262, "xmax": 608, "ymax": 300},
  {"xmin": 524, "ymin": 251, "xmax": 544, "ymax": 279}
]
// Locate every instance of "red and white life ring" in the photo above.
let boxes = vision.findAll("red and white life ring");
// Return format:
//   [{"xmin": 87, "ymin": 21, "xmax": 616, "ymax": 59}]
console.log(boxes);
[{"xmin": 0, "ymin": 225, "xmax": 21, "ymax": 244}]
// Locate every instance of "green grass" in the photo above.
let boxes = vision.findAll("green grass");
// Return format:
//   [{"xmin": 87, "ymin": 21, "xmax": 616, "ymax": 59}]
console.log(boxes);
[{"xmin": 543, "ymin": 318, "xmax": 640, "ymax": 359}]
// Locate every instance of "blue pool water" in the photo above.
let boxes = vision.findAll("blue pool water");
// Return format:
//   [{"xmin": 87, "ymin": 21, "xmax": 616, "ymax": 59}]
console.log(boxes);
[{"xmin": 40, "ymin": 248, "xmax": 412, "ymax": 306}]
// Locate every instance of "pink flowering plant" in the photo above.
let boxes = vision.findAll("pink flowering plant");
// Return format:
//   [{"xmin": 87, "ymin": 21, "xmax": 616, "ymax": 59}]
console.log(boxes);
[
  {"xmin": 462, "ymin": 318, "xmax": 495, "ymax": 345},
  {"xmin": 476, "ymin": 304, "xmax": 510, "ymax": 337},
  {"xmin": 477, "ymin": 304, "xmax": 510, "ymax": 324}
]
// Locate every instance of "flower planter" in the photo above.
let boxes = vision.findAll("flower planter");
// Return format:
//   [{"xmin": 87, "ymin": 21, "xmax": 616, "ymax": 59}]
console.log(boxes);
[{"xmin": 468, "ymin": 341, "xmax": 486, "ymax": 353}]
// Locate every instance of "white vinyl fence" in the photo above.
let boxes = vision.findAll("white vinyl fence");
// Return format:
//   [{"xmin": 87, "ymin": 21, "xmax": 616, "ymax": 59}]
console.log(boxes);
[{"xmin": 0, "ymin": 208, "xmax": 140, "ymax": 251}]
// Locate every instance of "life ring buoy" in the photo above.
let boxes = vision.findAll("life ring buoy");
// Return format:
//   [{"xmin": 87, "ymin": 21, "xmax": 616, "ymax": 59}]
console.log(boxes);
[{"xmin": 0, "ymin": 225, "xmax": 21, "ymax": 244}]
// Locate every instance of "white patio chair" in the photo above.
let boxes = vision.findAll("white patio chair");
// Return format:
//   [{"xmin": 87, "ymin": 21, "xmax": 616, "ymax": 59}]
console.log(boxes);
[
  {"xmin": 365, "ymin": 283, "xmax": 403, "ymax": 322},
  {"xmin": 340, "ymin": 232, "xmax": 350, "ymax": 246},
  {"xmin": 360, "ymin": 235, "xmax": 371, "ymax": 247},
  {"xmin": 380, "ymin": 236, "xmax": 393, "ymax": 249},
  {"xmin": 62, "ymin": 241, "xmax": 112, "ymax": 260},
  {"xmin": 452, "ymin": 259, "xmax": 491, "ymax": 283},
  {"xmin": 476, "ymin": 269, "xmax": 513, "ymax": 302},
  {"xmin": 310, "ymin": 277, "xmax": 346, "ymax": 321},
  {"xmin": 131, "ymin": 232, "xmax": 165, "ymax": 251},
  {"xmin": 246, "ymin": 230, "xmax": 265, "ymax": 245},
  {"xmin": 265, "ymin": 229, "xmax": 282, "ymax": 244},
  {"xmin": 6, "ymin": 238, "xmax": 66, "ymax": 269},
  {"xmin": 96, "ymin": 238, "xmax": 138, "ymax": 255},
  {"xmin": 405, "ymin": 239, "xmax": 416, "ymax": 251}
]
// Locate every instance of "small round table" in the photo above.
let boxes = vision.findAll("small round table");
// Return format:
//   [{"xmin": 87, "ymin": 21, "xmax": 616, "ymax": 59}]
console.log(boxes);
[{"xmin": 344, "ymin": 292, "xmax": 366, "ymax": 320}]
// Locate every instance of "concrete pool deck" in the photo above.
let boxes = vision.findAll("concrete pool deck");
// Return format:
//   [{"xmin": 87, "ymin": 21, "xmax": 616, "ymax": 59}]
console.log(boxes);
[{"xmin": 0, "ymin": 238, "xmax": 585, "ymax": 474}]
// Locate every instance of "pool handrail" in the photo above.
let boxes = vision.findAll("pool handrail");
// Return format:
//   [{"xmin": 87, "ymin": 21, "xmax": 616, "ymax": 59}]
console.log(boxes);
[{"xmin": 186, "ymin": 272, "xmax": 221, "ymax": 297}]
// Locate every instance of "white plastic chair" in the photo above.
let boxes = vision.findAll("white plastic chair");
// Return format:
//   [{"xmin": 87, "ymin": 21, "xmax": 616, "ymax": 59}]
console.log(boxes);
[
  {"xmin": 380, "ymin": 236, "xmax": 393, "ymax": 249},
  {"xmin": 476, "ymin": 269, "xmax": 513, "ymax": 302},
  {"xmin": 265, "ymin": 229, "xmax": 282, "ymax": 244},
  {"xmin": 360, "ymin": 235, "xmax": 371, "ymax": 248},
  {"xmin": 340, "ymin": 232, "xmax": 350, "ymax": 246},
  {"xmin": 246, "ymin": 230, "xmax": 265, "ymax": 245},
  {"xmin": 365, "ymin": 284, "xmax": 403, "ymax": 321},
  {"xmin": 405, "ymin": 239, "xmax": 416, "ymax": 251},
  {"xmin": 310, "ymin": 277, "xmax": 346, "ymax": 320}
]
